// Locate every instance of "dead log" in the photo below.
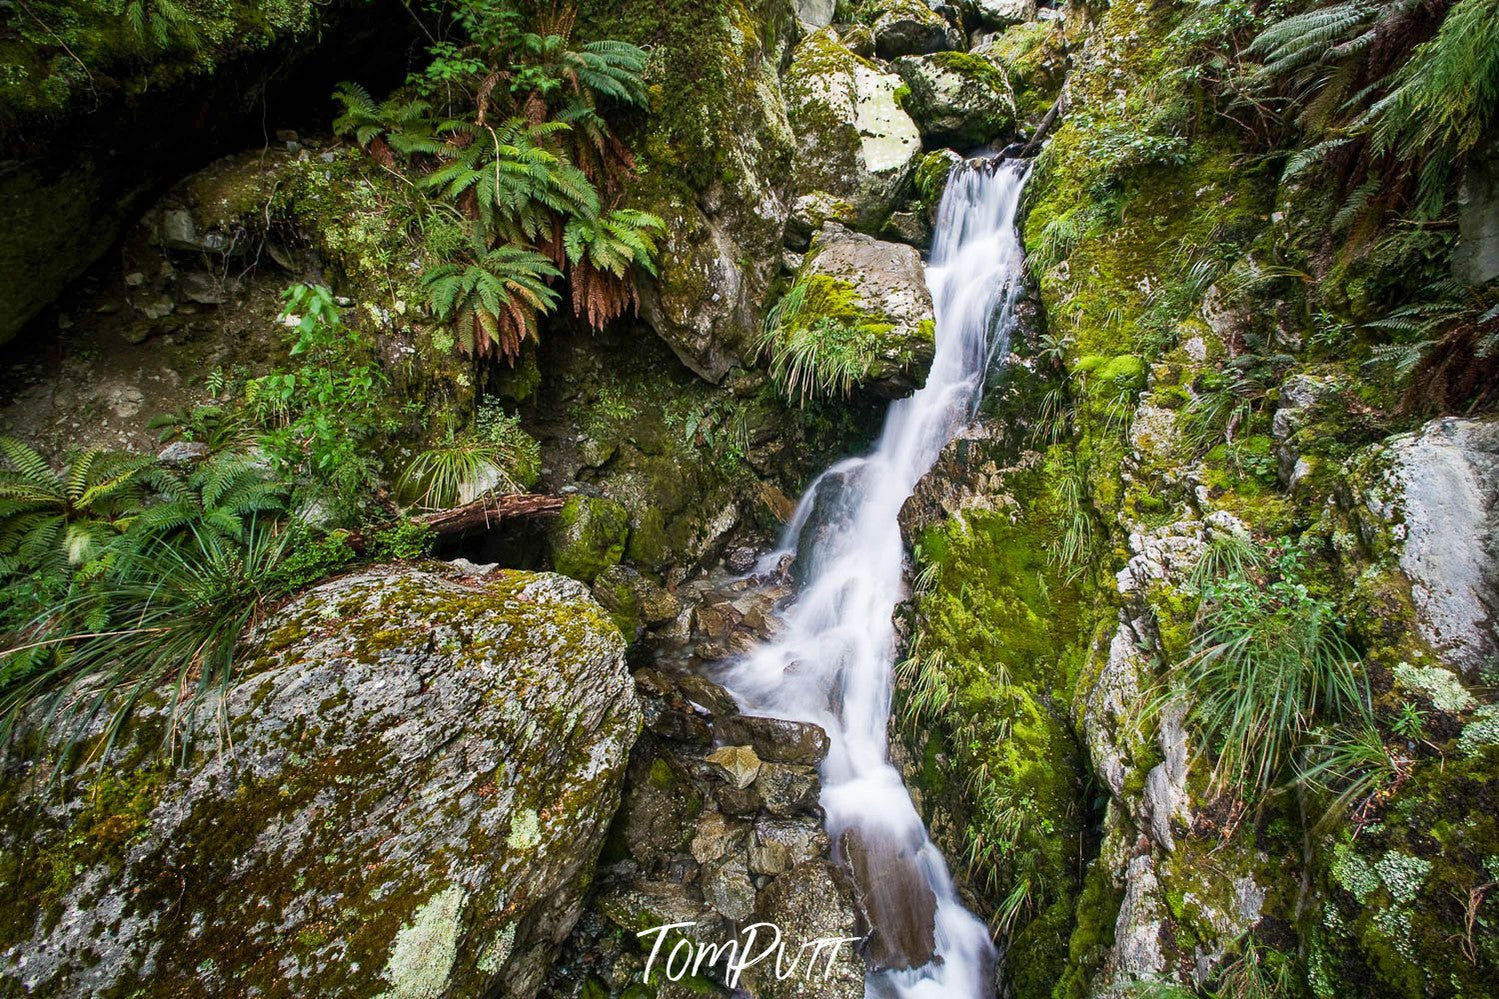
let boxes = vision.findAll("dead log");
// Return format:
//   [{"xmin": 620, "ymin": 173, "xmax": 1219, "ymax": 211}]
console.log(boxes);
[
  {"xmin": 347, "ymin": 493, "xmax": 565, "ymax": 552},
  {"xmin": 415, "ymin": 493, "xmax": 566, "ymax": 535}
]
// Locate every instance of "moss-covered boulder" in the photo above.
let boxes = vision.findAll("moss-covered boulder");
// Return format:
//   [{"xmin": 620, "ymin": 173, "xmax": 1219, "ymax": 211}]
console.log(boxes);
[
  {"xmin": 549, "ymin": 495, "xmax": 632, "ymax": 583},
  {"xmin": 0, "ymin": 567, "xmax": 639, "ymax": 997},
  {"xmin": 578, "ymin": 0, "xmax": 798, "ymax": 382},
  {"xmin": 773, "ymin": 223, "xmax": 936, "ymax": 396},
  {"xmin": 894, "ymin": 50, "xmax": 1016, "ymax": 149},
  {"xmin": 870, "ymin": 0, "xmax": 963, "ymax": 59},
  {"xmin": 784, "ymin": 28, "xmax": 924, "ymax": 231},
  {"xmin": 973, "ymin": 21, "xmax": 1068, "ymax": 126}
]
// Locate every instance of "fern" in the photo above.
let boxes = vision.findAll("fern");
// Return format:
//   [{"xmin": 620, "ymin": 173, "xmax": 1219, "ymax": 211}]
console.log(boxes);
[
  {"xmin": 0, "ymin": 440, "xmax": 152, "ymax": 578},
  {"xmin": 1363, "ymin": 0, "xmax": 1499, "ymax": 168},
  {"xmin": 1247, "ymin": 3, "xmax": 1375, "ymax": 80},
  {"xmin": 423, "ymin": 246, "xmax": 561, "ymax": 361}
]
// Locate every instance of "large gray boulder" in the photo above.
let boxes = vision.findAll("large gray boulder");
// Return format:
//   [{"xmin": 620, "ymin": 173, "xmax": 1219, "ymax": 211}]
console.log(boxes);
[
  {"xmin": 794, "ymin": 0, "xmax": 836, "ymax": 27},
  {"xmin": 1355, "ymin": 416, "xmax": 1499, "ymax": 679},
  {"xmin": 0, "ymin": 568, "xmax": 639, "ymax": 997},
  {"xmin": 871, "ymin": 0, "xmax": 964, "ymax": 59},
  {"xmin": 631, "ymin": 4, "xmax": 797, "ymax": 382},
  {"xmin": 784, "ymin": 28, "xmax": 924, "ymax": 229},
  {"xmin": 1454, "ymin": 134, "xmax": 1499, "ymax": 285},
  {"xmin": 894, "ymin": 50, "xmax": 1016, "ymax": 148},
  {"xmin": 968, "ymin": 0, "xmax": 1037, "ymax": 28}
]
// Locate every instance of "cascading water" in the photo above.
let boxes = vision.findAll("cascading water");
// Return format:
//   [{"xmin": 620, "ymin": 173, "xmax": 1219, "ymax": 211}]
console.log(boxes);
[{"xmin": 721, "ymin": 158, "xmax": 1031, "ymax": 998}]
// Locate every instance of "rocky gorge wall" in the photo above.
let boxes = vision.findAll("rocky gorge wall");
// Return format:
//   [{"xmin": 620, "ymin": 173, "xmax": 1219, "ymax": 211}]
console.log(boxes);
[{"xmin": 891, "ymin": 1, "xmax": 1499, "ymax": 997}]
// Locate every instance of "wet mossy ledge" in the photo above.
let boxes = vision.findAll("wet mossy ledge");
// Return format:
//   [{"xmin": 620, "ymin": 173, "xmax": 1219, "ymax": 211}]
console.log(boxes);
[{"xmin": 0, "ymin": 566, "xmax": 640, "ymax": 997}]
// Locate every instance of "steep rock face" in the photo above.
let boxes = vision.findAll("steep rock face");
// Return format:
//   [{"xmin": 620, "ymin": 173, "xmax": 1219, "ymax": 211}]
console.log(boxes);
[
  {"xmin": 892, "ymin": 293, "xmax": 1099, "ymax": 998},
  {"xmin": 784, "ymin": 28, "xmax": 924, "ymax": 231},
  {"xmin": 1454, "ymin": 133, "xmax": 1499, "ymax": 285},
  {"xmin": 0, "ymin": 568, "xmax": 639, "ymax": 998},
  {"xmin": 1001, "ymin": 0, "xmax": 1499, "ymax": 991},
  {"xmin": 775, "ymin": 224, "xmax": 937, "ymax": 396},
  {"xmin": 582, "ymin": 0, "xmax": 798, "ymax": 383},
  {"xmin": 1350, "ymin": 417, "xmax": 1499, "ymax": 680}
]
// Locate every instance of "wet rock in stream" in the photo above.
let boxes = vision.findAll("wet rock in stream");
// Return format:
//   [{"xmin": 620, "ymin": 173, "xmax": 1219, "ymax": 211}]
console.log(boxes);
[{"xmin": 541, "ymin": 565, "xmax": 887, "ymax": 999}]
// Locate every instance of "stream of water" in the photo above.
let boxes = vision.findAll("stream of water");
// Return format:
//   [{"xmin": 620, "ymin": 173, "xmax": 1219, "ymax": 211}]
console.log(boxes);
[{"xmin": 721, "ymin": 158, "xmax": 1031, "ymax": 997}]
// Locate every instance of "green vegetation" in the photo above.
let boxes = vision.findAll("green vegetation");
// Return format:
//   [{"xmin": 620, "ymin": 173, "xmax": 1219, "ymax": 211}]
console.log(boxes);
[
  {"xmin": 901, "ymin": 502, "xmax": 1088, "ymax": 998},
  {"xmin": 397, "ymin": 401, "xmax": 541, "ymax": 510},
  {"xmin": 244, "ymin": 284, "xmax": 391, "ymax": 522},
  {"xmin": 1154, "ymin": 538, "xmax": 1371, "ymax": 800},
  {"xmin": 0, "ymin": 283, "xmax": 474, "ymax": 759},
  {"xmin": 332, "ymin": 0, "xmax": 665, "ymax": 362},
  {"xmin": 0, "ymin": 0, "xmax": 318, "ymax": 121},
  {"xmin": 758, "ymin": 278, "xmax": 878, "ymax": 403}
]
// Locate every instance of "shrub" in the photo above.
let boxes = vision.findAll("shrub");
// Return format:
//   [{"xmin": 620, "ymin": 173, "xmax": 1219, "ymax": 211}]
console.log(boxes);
[
  {"xmin": 247, "ymin": 284, "xmax": 389, "ymax": 522},
  {"xmin": 0, "ymin": 518, "xmax": 297, "ymax": 765}
]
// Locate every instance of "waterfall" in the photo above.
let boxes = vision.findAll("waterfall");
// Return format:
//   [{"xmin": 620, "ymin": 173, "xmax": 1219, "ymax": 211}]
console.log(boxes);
[{"xmin": 721, "ymin": 158, "xmax": 1031, "ymax": 998}]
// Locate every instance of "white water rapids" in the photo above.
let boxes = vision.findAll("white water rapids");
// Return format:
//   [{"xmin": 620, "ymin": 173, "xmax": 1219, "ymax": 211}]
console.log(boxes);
[{"xmin": 720, "ymin": 158, "xmax": 1030, "ymax": 998}]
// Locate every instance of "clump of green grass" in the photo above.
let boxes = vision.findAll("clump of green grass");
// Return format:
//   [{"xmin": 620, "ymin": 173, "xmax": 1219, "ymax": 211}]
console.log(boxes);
[
  {"xmin": 0, "ymin": 517, "xmax": 297, "ymax": 767},
  {"xmin": 758, "ymin": 279, "xmax": 880, "ymax": 404},
  {"xmin": 1154, "ymin": 538, "xmax": 1372, "ymax": 800},
  {"xmin": 395, "ymin": 400, "xmax": 541, "ymax": 511}
]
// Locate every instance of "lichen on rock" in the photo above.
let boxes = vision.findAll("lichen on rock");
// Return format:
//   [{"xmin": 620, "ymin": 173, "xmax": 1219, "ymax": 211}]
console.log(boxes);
[
  {"xmin": 0, "ymin": 567, "xmax": 640, "ymax": 998},
  {"xmin": 784, "ymin": 27, "xmax": 924, "ymax": 232}
]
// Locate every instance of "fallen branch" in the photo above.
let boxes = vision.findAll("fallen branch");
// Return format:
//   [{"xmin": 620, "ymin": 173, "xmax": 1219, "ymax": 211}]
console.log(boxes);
[
  {"xmin": 348, "ymin": 493, "xmax": 565, "ymax": 552},
  {"xmin": 1018, "ymin": 94, "xmax": 1067, "ymax": 159},
  {"xmin": 415, "ymin": 492, "xmax": 566, "ymax": 535}
]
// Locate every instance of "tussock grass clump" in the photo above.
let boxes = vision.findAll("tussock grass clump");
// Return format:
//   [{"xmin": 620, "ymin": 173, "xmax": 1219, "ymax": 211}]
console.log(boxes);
[{"xmin": 1155, "ymin": 537, "xmax": 1372, "ymax": 800}]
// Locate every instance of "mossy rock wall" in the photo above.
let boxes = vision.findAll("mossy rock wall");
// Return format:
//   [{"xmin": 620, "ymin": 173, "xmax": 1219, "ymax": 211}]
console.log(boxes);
[
  {"xmin": 0, "ymin": 0, "xmax": 413, "ymax": 346},
  {"xmin": 515, "ymin": 321, "xmax": 878, "ymax": 588},
  {"xmin": 574, "ymin": 0, "xmax": 799, "ymax": 382},
  {"xmin": 893, "ymin": 0, "xmax": 1499, "ymax": 993},
  {"xmin": 0, "ymin": 567, "xmax": 640, "ymax": 997}
]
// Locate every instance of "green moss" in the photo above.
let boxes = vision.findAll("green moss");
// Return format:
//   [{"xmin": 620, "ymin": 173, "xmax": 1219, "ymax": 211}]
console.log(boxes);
[
  {"xmin": 1050, "ymin": 857, "xmax": 1122, "ymax": 999},
  {"xmin": 549, "ymin": 496, "xmax": 631, "ymax": 583},
  {"xmin": 906, "ymin": 501, "xmax": 1090, "ymax": 998},
  {"xmin": 1073, "ymin": 353, "xmax": 1148, "ymax": 391},
  {"xmin": 1312, "ymin": 748, "xmax": 1499, "ymax": 995},
  {"xmin": 979, "ymin": 22, "xmax": 1067, "ymax": 122},
  {"xmin": 0, "ymin": 0, "xmax": 319, "ymax": 123},
  {"xmin": 930, "ymin": 49, "xmax": 1010, "ymax": 94},
  {"xmin": 914, "ymin": 150, "xmax": 961, "ymax": 203}
]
